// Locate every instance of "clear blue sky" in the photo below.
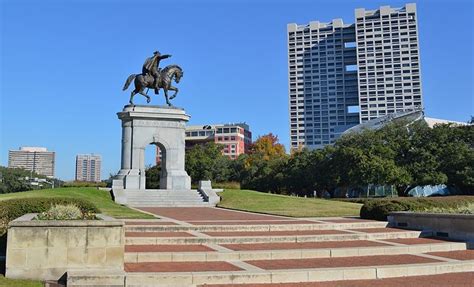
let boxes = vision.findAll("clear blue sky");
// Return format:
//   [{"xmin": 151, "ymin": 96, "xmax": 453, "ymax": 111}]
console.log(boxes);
[{"xmin": 1, "ymin": 0, "xmax": 473, "ymax": 180}]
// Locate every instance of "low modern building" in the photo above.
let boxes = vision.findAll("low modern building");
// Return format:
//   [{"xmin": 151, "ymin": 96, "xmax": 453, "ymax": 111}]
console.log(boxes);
[
  {"xmin": 8, "ymin": 147, "xmax": 55, "ymax": 177},
  {"xmin": 75, "ymin": 154, "xmax": 102, "ymax": 182},
  {"xmin": 156, "ymin": 123, "xmax": 252, "ymax": 165}
]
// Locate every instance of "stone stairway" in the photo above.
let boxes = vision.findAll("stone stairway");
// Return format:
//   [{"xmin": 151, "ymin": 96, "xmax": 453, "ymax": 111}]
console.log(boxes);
[
  {"xmin": 67, "ymin": 208, "xmax": 474, "ymax": 286},
  {"xmin": 120, "ymin": 190, "xmax": 213, "ymax": 207}
]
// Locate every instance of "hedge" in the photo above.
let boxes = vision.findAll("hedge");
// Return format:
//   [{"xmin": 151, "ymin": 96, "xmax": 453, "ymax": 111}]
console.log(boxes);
[
  {"xmin": 360, "ymin": 196, "xmax": 474, "ymax": 221},
  {"xmin": 0, "ymin": 197, "xmax": 99, "ymax": 235}
]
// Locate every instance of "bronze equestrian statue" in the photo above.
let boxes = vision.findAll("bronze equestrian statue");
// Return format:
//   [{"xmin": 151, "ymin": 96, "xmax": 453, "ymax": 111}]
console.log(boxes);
[{"xmin": 123, "ymin": 51, "xmax": 183, "ymax": 106}]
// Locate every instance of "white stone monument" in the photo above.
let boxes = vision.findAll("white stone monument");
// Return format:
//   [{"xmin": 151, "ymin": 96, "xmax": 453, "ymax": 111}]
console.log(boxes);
[{"xmin": 112, "ymin": 105, "xmax": 199, "ymax": 205}]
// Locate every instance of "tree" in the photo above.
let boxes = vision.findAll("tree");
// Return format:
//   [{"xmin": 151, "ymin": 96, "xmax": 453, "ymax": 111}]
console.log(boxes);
[
  {"xmin": 240, "ymin": 134, "xmax": 288, "ymax": 193},
  {"xmin": 145, "ymin": 165, "xmax": 161, "ymax": 189},
  {"xmin": 248, "ymin": 133, "xmax": 286, "ymax": 160},
  {"xmin": 185, "ymin": 142, "xmax": 232, "ymax": 183},
  {"xmin": 430, "ymin": 124, "xmax": 474, "ymax": 194},
  {"xmin": 283, "ymin": 149, "xmax": 316, "ymax": 196},
  {"xmin": 0, "ymin": 166, "xmax": 46, "ymax": 193}
]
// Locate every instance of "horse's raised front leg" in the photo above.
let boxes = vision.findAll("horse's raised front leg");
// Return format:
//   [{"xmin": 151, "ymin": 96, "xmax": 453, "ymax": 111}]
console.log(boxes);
[
  {"xmin": 168, "ymin": 86, "xmax": 178, "ymax": 100},
  {"xmin": 164, "ymin": 89, "xmax": 171, "ymax": 106}
]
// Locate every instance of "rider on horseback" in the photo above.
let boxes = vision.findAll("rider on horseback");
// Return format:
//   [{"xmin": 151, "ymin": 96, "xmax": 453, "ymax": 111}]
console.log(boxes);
[{"xmin": 142, "ymin": 51, "xmax": 171, "ymax": 94}]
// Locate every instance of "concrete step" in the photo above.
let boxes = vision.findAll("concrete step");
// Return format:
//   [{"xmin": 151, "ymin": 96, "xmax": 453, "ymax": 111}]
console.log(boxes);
[
  {"xmin": 128, "ymin": 203, "xmax": 214, "ymax": 208},
  {"xmin": 126, "ymin": 199, "xmax": 205, "ymax": 203},
  {"xmin": 126, "ymin": 196, "xmax": 203, "ymax": 198},
  {"xmin": 126, "ymin": 198, "xmax": 205, "ymax": 201},
  {"xmin": 124, "ymin": 241, "xmax": 468, "ymax": 263},
  {"xmin": 121, "ymin": 260, "xmax": 474, "ymax": 286},
  {"xmin": 202, "ymin": 272, "xmax": 474, "ymax": 287},
  {"xmin": 123, "ymin": 221, "xmax": 389, "ymax": 232},
  {"xmin": 130, "ymin": 205, "xmax": 215, "ymax": 208},
  {"xmin": 125, "ymin": 229, "xmax": 425, "ymax": 245}
]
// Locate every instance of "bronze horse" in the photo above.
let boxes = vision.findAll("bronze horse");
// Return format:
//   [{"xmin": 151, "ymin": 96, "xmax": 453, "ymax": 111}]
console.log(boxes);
[{"xmin": 123, "ymin": 65, "xmax": 183, "ymax": 106}]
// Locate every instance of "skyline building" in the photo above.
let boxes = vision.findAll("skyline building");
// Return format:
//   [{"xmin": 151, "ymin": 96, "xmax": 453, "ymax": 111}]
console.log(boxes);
[
  {"xmin": 8, "ymin": 147, "xmax": 55, "ymax": 177},
  {"xmin": 287, "ymin": 3, "xmax": 422, "ymax": 149},
  {"xmin": 75, "ymin": 154, "xmax": 102, "ymax": 182}
]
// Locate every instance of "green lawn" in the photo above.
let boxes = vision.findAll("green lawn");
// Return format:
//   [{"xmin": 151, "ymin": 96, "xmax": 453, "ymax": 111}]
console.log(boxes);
[
  {"xmin": 0, "ymin": 275, "xmax": 43, "ymax": 287},
  {"xmin": 0, "ymin": 187, "xmax": 154, "ymax": 219},
  {"xmin": 218, "ymin": 189, "xmax": 362, "ymax": 217}
]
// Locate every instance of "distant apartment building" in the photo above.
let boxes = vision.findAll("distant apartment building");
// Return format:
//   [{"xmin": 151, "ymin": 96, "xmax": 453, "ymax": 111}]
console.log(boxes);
[
  {"xmin": 287, "ymin": 3, "xmax": 422, "ymax": 150},
  {"xmin": 75, "ymin": 154, "xmax": 102, "ymax": 182},
  {"xmin": 8, "ymin": 147, "xmax": 55, "ymax": 177},
  {"xmin": 156, "ymin": 123, "xmax": 252, "ymax": 164}
]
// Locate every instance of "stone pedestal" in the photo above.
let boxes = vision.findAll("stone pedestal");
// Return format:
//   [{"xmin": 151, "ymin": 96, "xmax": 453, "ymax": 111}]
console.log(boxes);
[{"xmin": 112, "ymin": 105, "xmax": 191, "ymax": 196}]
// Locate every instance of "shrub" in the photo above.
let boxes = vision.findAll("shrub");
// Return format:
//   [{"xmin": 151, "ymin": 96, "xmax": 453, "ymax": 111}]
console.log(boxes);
[
  {"xmin": 0, "ymin": 197, "xmax": 99, "ymax": 234},
  {"xmin": 36, "ymin": 204, "xmax": 96, "ymax": 220},
  {"xmin": 360, "ymin": 196, "xmax": 474, "ymax": 221}
]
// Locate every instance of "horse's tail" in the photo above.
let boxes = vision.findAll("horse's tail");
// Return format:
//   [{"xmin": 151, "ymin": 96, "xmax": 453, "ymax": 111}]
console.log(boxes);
[{"xmin": 123, "ymin": 74, "xmax": 136, "ymax": 91}]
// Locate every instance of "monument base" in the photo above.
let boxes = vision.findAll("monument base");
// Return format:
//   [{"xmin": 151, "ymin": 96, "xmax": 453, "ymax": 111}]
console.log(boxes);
[
  {"xmin": 112, "ymin": 169, "xmax": 191, "ymax": 191},
  {"xmin": 111, "ymin": 188, "xmax": 213, "ymax": 207}
]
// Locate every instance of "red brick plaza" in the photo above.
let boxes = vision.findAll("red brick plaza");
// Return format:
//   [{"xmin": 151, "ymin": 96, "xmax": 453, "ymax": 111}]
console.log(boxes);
[{"xmin": 121, "ymin": 207, "xmax": 474, "ymax": 286}]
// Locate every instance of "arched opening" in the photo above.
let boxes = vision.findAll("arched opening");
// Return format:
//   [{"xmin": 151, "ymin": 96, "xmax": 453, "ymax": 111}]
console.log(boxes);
[{"xmin": 144, "ymin": 143, "xmax": 166, "ymax": 189}]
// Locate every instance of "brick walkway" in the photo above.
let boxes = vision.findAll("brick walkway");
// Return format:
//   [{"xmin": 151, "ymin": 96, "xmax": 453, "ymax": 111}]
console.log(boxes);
[
  {"xmin": 244, "ymin": 254, "xmax": 440, "ymax": 270},
  {"xmin": 120, "ymin": 207, "xmax": 474, "ymax": 285},
  {"xmin": 125, "ymin": 261, "xmax": 242, "ymax": 272}
]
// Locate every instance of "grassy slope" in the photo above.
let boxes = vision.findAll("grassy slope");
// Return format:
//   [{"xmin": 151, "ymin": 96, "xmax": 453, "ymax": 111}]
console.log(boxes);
[
  {"xmin": 0, "ymin": 187, "xmax": 154, "ymax": 219},
  {"xmin": 0, "ymin": 276, "xmax": 43, "ymax": 287},
  {"xmin": 218, "ymin": 189, "xmax": 362, "ymax": 217}
]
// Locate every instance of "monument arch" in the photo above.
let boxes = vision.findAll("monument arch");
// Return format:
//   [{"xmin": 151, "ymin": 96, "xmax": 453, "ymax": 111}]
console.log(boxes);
[{"xmin": 112, "ymin": 105, "xmax": 191, "ymax": 202}]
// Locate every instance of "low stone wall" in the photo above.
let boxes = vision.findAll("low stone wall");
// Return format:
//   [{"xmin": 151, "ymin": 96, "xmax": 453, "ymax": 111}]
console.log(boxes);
[
  {"xmin": 388, "ymin": 212, "xmax": 474, "ymax": 241},
  {"xmin": 6, "ymin": 213, "xmax": 124, "ymax": 281},
  {"xmin": 198, "ymin": 180, "xmax": 222, "ymax": 206}
]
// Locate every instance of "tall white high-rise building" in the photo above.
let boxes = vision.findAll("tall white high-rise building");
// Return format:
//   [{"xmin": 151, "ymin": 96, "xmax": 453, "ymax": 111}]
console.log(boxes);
[
  {"xmin": 75, "ymin": 154, "xmax": 102, "ymax": 182},
  {"xmin": 355, "ymin": 4, "xmax": 422, "ymax": 122},
  {"xmin": 287, "ymin": 3, "xmax": 422, "ymax": 150},
  {"xmin": 8, "ymin": 147, "xmax": 55, "ymax": 177}
]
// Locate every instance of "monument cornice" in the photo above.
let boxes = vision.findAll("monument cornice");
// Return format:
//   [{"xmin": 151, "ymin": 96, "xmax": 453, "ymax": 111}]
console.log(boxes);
[{"xmin": 117, "ymin": 105, "xmax": 190, "ymax": 122}]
